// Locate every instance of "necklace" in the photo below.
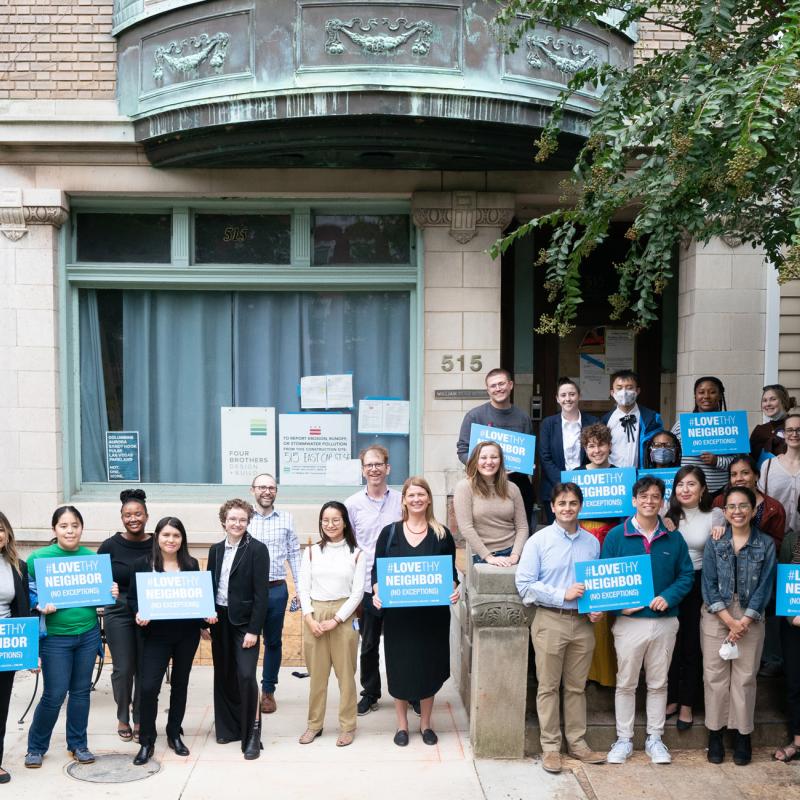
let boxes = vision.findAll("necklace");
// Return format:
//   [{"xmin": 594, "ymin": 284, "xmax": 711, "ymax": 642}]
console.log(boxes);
[{"xmin": 405, "ymin": 522, "xmax": 427, "ymax": 535}]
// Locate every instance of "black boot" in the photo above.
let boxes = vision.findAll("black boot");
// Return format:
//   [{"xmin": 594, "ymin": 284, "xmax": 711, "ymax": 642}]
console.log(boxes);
[
  {"xmin": 733, "ymin": 731, "xmax": 752, "ymax": 766},
  {"xmin": 168, "ymin": 735, "xmax": 190, "ymax": 756},
  {"xmin": 707, "ymin": 728, "xmax": 725, "ymax": 764},
  {"xmin": 133, "ymin": 744, "xmax": 154, "ymax": 766},
  {"xmin": 243, "ymin": 720, "xmax": 263, "ymax": 760}
]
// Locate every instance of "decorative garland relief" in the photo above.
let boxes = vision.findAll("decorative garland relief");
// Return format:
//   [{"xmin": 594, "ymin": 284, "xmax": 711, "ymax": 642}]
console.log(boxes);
[
  {"xmin": 526, "ymin": 34, "xmax": 598, "ymax": 74},
  {"xmin": 325, "ymin": 17, "xmax": 433, "ymax": 56},
  {"xmin": 153, "ymin": 31, "xmax": 230, "ymax": 82}
]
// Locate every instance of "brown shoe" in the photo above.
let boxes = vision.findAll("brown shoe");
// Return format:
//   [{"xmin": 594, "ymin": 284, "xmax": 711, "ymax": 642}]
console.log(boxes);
[
  {"xmin": 542, "ymin": 751, "xmax": 562, "ymax": 773},
  {"xmin": 261, "ymin": 692, "xmax": 277, "ymax": 714},
  {"xmin": 336, "ymin": 730, "xmax": 355, "ymax": 747},
  {"xmin": 568, "ymin": 747, "xmax": 607, "ymax": 764},
  {"xmin": 299, "ymin": 728, "xmax": 322, "ymax": 745}
]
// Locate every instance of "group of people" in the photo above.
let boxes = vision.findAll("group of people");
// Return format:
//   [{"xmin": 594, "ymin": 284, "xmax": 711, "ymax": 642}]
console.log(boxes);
[
  {"xmin": 459, "ymin": 367, "xmax": 799, "ymax": 771},
  {"xmin": 0, "ymin": 447, "xmax": 460, "ymax": 782}
]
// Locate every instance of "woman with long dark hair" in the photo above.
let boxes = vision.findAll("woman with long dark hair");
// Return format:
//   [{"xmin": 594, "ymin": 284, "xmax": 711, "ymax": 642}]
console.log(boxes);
[
  {"xmin": 97, "ymin": 488, "xmax": 152, "ymax": 741},
  {"xmin": 298, "ymin": 501, "xmax": 365, "ymax": 747},
  {"xmin": 664, "ymin": 466, "xmax": 713, "ymax": 731},
  {"xmin": 128, "ymin": 516, "xmax": 215, "ymax": 765},
  {"xmin": 0, "ymin": 511, "xmax": 32, "ymax": 784}
]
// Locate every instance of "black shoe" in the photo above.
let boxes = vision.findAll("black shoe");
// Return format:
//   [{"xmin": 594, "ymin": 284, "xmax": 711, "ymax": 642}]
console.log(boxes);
[
  {"xmin": 421, "ymin": 728, "xmax": 438, "ymax": 746},
  {"xmin": 243, "ymin": 721, "xmax": 262, "ymax": 760},
  {"xmin": 357, "ymin": 696, "xmax": 378, "ymax": 716},
  {"xmin": 393, "ymin": 729, "xmax": 409, "ymax": 747},
  {"xmin": 216, "ymin": 736, "xmax": 237, "ymax": 744},
  {"xmin": 0, "ymin": 768, "xmax": 9, "ymax": 784},
  {"xmin": 733, "ymin": 732, "xmax": 752, "ymax": 766},
  {"xmin": 168, "ymin": 736, "xmax": 190, "ymax": 756},
  {"xmin": 707, "ymin": 729, "xmax": 725, "ymax": 764},
  {"xmin": 676, "ymin": 717, "xmax": 694, "ymax": 732},
  {"xmin": 409, "ymin": 700, "xmax": 421, "ymax": 717},
  {"xmin": 133, "ymin": 744, "xmax": 154, "ymax": 766}
]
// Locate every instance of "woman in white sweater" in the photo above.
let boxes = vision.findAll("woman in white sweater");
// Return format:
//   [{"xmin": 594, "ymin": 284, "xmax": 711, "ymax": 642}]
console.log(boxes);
[
  {"xmin": 664, "ymin": 466, "xmax": 714, "ymax": 730},
  {"xmin": 298, "ymin": 501, "xmax": 366, "ymax": 748}
]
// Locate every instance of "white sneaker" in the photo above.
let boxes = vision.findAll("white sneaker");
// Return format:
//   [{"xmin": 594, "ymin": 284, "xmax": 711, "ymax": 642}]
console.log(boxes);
[
  {"xmin": 607, "ymin": 738, "xmax": 633, "ymax": 764},
  {"xmin": 645, "ymin": 735, "xmax": 672, "ymax": 764}
]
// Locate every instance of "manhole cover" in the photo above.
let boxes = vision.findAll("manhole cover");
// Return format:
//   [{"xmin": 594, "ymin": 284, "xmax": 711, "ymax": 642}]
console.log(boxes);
[{"xmin": 66, "ymin": 753, "xmax": 161, "ymax": 782}]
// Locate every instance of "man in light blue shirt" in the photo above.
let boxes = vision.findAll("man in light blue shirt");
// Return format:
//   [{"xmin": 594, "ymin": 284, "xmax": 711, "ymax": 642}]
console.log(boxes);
[{"xmin": 516, "ymin": 482, "xmax": 606, "ymax": 774}]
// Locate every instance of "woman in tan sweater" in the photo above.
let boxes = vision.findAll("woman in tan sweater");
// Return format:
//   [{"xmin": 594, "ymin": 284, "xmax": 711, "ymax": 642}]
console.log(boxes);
[{"xmin": 453, "ymin": 441, "xmax": 529, "ymax": 566}]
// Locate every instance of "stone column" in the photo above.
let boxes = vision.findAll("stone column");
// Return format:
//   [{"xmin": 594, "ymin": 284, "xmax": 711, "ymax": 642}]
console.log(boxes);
[
  {"xmin": 0, "ymin": 189, "xmax": 69, "ymax": 533},
  {"xmin": 466, "ymin": 562, "xmax": 534, "ymax": 758},
  {"xmin": 411, "ymin": 191, "xmax": 515, "ymax": 522},
  {"xmin": 677, "ymin": 236, "xmax": 770, "ymax": 425}
]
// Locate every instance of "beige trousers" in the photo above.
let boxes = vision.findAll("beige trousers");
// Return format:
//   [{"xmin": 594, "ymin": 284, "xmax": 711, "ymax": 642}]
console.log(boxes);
[
  {"xmin": 612, "ymin": 615, "xmax": 679, "ymax": 739},
  {"xmin": 303, "ymin": 599, "xmax": 359, "ymax": 732},
  {"xmin": 531, "ymin": 607, "xmax": 596, "ymax": 752},
  {"xmin": 700, "ymin": 598, "xmax": 764, "ymax": 734}
]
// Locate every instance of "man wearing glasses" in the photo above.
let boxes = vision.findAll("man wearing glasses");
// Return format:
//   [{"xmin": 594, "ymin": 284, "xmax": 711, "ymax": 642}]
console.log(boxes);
[
  {"xmin": 249, "ymin": 473, "xmax": 301, "ymax": 716},
  {"xmin": 345, "ymin": 446, "xmax": 402, "ymax": 715}
]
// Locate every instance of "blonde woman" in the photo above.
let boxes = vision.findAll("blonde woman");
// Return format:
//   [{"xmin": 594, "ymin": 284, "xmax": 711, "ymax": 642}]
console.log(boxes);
[
  {"xmin": 372, "ymin": 478, "xmax": 459, "ymax": 746},
  {"xmin": 453, "ymin": 441, "xmax": 528, "ymax": 566},
  {"xmin": 0, "ymin": 512, "xmax": 32, "ymax": 784}
]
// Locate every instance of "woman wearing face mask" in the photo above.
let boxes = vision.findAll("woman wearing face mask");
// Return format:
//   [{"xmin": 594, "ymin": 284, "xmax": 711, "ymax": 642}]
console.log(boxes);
[
  {"xmin": 750, "ymin": 384, "xmax": 794, "ymax": 465},
  {"xmin": 539, "ymin": 378, "xmax": 597, "ymax": 524},
  {"xmin": 643, "ymin": 430, "xmax": 682, "ymax": 470},
  {"xmin": 97, "ymin": 489, "xmax": 152, "ymax": 742},
  {"xmin": 701, "ymin": 486, "xmax": 776, "ymax": 766},
  {"xmin": 454, "ymin": 442, "xmax": 528, "ymax": 567},
  {"xmin": 672, "ymin": 376, "xmax": 734, "ymax": 495},
  {"xmin": 664, "ymin": 467, "xmax": 713, "ymax": 731}
]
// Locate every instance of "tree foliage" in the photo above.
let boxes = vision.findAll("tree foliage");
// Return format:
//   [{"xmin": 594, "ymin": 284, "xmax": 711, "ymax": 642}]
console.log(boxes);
[{"xmin": 490, "ymin": 0, "xmax": 800, "ymax": 334}]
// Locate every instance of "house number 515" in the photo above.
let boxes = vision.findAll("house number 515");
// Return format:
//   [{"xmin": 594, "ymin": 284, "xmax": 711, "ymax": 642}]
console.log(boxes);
[{"xmin": 441, "ymin": 354, "xmax": 483, "ymax": 372}]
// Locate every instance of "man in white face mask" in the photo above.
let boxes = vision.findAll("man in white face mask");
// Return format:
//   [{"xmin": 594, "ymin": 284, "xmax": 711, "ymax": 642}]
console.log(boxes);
[{"xmin": 601, "ymin": 370, "xmax": 663, "ymax": 468}]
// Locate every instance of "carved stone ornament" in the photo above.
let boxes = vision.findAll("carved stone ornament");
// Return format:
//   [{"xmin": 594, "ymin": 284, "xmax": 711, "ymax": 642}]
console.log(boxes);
[
  {"xmin": 0, "ymin": 189, "xmax": 68, "ymax": 241},
  {"xmin": 413, "ymin": 193, "xmax": 514, "ymax": 243},
  {"xmin": 470, "ymin": 601, "xmax": 534, "ymax": 628},
  {"xmin": 153, "ymin": 31, "xmax": 230, "ymax": 82},
  {"xmin": 325, "ymin": 17, "xmax": 433, "ymax": 56},
  {"xmin": 526, "ymin": 34, "xmax": 599, "ymax": 74},
  {"xmin": 721, "ymin": 233, "xmax": 744, "ymax": 249}
]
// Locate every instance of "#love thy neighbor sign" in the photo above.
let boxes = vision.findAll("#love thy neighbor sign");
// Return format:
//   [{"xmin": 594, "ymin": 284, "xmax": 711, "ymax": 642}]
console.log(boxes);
[{"xmin": 34, "ymin": 554, "xmax": 114, "ymax": 609}]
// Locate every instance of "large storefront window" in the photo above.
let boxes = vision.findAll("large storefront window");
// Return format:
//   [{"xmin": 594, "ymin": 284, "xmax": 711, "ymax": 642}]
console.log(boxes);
[{"xmin": 69, "ymin": 203, "xmax": 417, "ymax": 493}]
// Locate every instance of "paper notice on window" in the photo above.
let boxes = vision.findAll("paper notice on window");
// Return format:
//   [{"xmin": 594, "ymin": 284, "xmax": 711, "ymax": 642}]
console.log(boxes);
[
  {"xmin": 604, "ymin": 328, "xmax": 635, "ymax": 374},
  {"xmin": 300, "ymin": 375, "xmax": 328, "ymax": 409},
  {"xmin": 579, "ymin": 354, "xmax": 608, "ymax": 402},
  {"xmin": 279, "ymin": 413, "xmax": 352, "ymax": 486},
  {"xmin": 358, "ymin": 398, "xmax": 410, "ymax": 435},
  {"xmin": 324, "ymin": 458, "xmax": 363, "ymax": 485},
  {"xmin": 325, "ymin": 374, "xmax": 353, "ymax": 409}
]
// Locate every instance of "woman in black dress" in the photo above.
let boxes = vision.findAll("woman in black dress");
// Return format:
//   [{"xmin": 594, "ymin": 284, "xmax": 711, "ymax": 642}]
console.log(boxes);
[{"xmin": 372, "ymin": 476, "xmax": 459, "ymax": 747}]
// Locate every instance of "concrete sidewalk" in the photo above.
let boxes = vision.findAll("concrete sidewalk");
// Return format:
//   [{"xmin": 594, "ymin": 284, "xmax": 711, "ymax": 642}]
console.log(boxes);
[{"xmin": 3, "ymin": 665, "xmax": 800, "ymax": 799}]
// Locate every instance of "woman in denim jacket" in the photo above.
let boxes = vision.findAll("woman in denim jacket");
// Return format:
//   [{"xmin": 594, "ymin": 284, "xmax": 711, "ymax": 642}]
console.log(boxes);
[{"xmin": 701, "ymin": 486, "xmax": 777, "ymax": 767}]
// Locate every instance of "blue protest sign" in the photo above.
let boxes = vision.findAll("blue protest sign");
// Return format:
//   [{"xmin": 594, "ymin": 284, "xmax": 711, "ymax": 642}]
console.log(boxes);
[
  {"xmin": 0, "ymin": 617, "xmax": 38, "ymax": 672},
  {"xmin": 469, "ymin": 424, "xmax": 536, "ymax": 475},
  {"xmin": 637, "ymin": 468, "xmax": 678, "ymax": 502},
  {"xmin": 679, "ymin": 410, "xmax": 750, "ymax": 456},
  {"xmin": 776, "ymin": 564, "xmax": 800, "ymax": 617},
  {"xmin": 35, "ymin": 554, "xmax": 114, "ymax": 609},
  {"xmin": 376, "ymin": 556, "xmax": 453, "ymax": 608},
  {"xmin": 106, "ymin": 431, "xmax": 141, "ymax": 482},
  {"xmin": 561, "ymin": 467, "xmax": 637, "ymax": 519},
  {"xmin": 135, "ymin": 572, "xmax": 215, "ymax": 620},
  {"xmin": 575, "ymin": 555, "xmax": 655, "ymax": 613}
]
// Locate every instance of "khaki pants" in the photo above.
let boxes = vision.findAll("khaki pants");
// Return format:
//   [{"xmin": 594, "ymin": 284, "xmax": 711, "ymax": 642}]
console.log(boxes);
[
  {"xmin": 612, "ymin": 615, "xmax": 679, "ymax": 739},
  {"xmin": 531, "ymin": 607, "xmax": 596, "ymax": 752},
  {"xmin": 700, "ymin": 598, "xmax": 764, "ymax": 734},
  {"xmin": 303, "ymin": 599, "xmax": 359, "ymax": 732}
]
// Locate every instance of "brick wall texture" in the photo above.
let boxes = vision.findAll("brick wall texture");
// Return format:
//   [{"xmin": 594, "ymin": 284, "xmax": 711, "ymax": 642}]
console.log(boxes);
[
  {"xmin": 0, "ymin": 0, "xmax": 116, "ymax": 99},
  {"xmin": 634, "ymin": 16, "xmax": 691, "ymax": 63}
]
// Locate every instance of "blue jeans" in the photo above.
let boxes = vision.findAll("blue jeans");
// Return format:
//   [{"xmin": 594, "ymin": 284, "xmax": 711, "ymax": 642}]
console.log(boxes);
[
  {"xmin": 472, "ymin": 546, "xmax": 513, "ymax": 565},
  {"xmin": 261, "ymin": 580, "xmax": 289, "ymax": 693},
  {"xmin": 27, "ymin": 625, "xmax": 101, "ymax": 755}
]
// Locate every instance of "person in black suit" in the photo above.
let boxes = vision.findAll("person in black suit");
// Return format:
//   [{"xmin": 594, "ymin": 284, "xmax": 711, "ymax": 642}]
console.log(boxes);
[
  {"xmin": 0, "ymin": 511, "xmax": 33, "ymax": 784},
  {"xmin": 539, "ymin": 378, "xmax": 597, "ymax": 523},
  {"xmin": 206, "ymin": 499, "xmax": 269, "ymax": 760}
]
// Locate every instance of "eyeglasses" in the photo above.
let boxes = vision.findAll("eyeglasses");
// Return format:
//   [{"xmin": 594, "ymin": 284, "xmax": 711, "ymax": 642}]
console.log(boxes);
[
  {"xmin": 363, "ymin": 462, "xmax": 387, "ymax": 470},
  {"xmin": 784, "ymin": 428, "xmax": 800, "ymax": 437},
  {"xmin": 252, "ymin": 485, "xmax": 277, "ymax": 492},
  {"xmin": 724, "ymin": 503, "xmax": 752, "ymax": 511},
  {"xmin": 321, "ymin": 518, "xmax": 343, "ymax": 527}
]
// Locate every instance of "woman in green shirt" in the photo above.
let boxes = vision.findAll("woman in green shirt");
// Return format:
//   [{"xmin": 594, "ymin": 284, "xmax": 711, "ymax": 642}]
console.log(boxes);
[{"xmin": 24, "ymin": 506, "xmax": 118, "ymax": 768}]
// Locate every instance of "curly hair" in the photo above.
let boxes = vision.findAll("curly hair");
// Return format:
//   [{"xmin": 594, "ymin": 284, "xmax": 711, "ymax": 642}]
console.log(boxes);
[
  {"xmin": 218, "ymin": 498, "xmax": 253, "ymax": 526},
  {"xmin": 580, "ymin": 422, "xmax": 611, "ymax": 449}
]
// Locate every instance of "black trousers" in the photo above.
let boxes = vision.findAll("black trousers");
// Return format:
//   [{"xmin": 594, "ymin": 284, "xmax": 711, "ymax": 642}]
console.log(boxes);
[
  {"xmin": 508, "ymin": 472, "xmax": 534, "ymax": 532},
  {"xmin": 0, "ymin": 671, "xmax": 14, "ymax": 766},
  {"xmin": 103, "ymin": 599, "xmax": 145, "ymax": 725},
  {"xmin": 211, "ymin": 607, "xmax": 260, "ymax": 749},
  {"xmin": 782, "ymin": 618, "xmax": 800, "ymax": 737},
  {"xmin": 667, "ymin": 569, "xmax": 703, "ymax": 708},
  {"xmin": 138, "ymin": 629, "xmax": 200, "ymax": 747},
  {"xmin": 359, "ymin": 591, "xmax": 383, "ymax": 701}
]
